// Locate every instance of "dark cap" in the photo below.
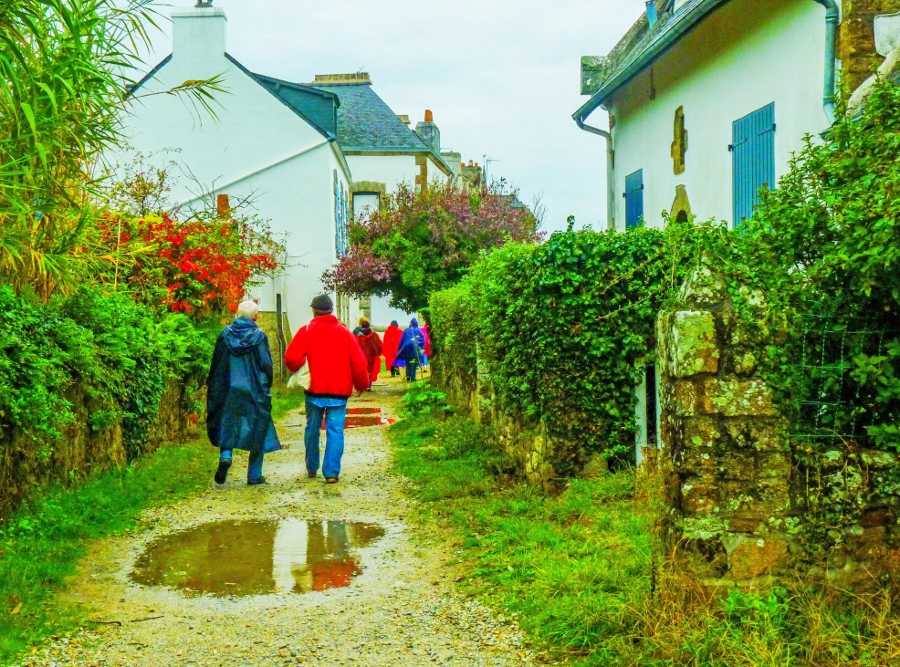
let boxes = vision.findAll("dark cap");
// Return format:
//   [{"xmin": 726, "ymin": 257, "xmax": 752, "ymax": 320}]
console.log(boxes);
[{"xmin": 310, "ymin": 294, "xmax": 334, "ymax": 311}]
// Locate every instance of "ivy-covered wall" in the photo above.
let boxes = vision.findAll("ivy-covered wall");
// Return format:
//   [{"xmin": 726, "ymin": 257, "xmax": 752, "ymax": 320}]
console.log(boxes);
[
  {"xmin": 0, "ymin": 287, "xmax": 214, "ymax": 519},
  {"xmin": 430, "ymin": 226, "xmax": 696, "ymax": 485}
]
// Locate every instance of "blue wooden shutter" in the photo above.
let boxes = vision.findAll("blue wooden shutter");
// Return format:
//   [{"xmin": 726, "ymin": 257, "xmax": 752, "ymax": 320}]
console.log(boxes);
[
  {"xmin": 624, "ymin": 169, "xmax": 644, "ymax": 229},
  {"xmin": 731, "ymin": 103, "xmax": 775, "ymax": 226}
]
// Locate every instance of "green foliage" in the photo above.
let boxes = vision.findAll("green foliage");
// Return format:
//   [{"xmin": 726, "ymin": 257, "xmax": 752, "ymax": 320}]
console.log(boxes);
[
  {"xmin": 431, "ymin": 222, "xmax": 706, "ymax": 471},
  {"xmin": 394, "ymin": 408, "xmax": 900, "ymax": 666},
  {"xmin": 0, "ymin": 286, "xmax": 216, "ymax": 468},
  {"xmin": 0, "ymin": 1, "xmax": 223, "ymax": 299},
  {"xmin": 0, "ymin": 440, "xmax": 216, "ymax": 663},
  {"xmin": 399, "ymin": 382, "xmax": 456, "ymax": 420}
]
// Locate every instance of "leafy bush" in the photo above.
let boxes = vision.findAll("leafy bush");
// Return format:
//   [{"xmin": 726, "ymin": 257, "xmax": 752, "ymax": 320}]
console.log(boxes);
[
  {"xmin": 323, "ymin": 182, "xmax": 542, "ymax": 312},
  {"xmin": 0, "ymin": 286, "xmax": 216, "ymax": 462},
  {"xmin": 431, "ymin": 222, "xmax": 705, "ymax": 471},
  {"xmin": 399, "ymin": 382, "xmax": 456, "ymax": 419}
]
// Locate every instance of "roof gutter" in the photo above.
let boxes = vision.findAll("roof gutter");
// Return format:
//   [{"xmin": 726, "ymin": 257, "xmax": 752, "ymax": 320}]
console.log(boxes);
[
  {"xmin": 571, "ymin": 0, "xmax": 731, "ymax": 124},
  {"xmin": 575, "ymin": 118, "xmax": 616, "ymax": 230},
  {"xmin": 814, "ymin": 0, "xmax": 840, "ymax": 125}
]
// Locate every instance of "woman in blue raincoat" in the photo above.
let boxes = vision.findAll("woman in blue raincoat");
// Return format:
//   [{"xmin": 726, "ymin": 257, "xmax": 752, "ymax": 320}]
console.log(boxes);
[
  {"xmin": 206, "ymin": 301, "xmax": 281, "ymax": 485},
  {"xmin": 395, "ymin": 318, "xmax": 426, "ymax": 382}
]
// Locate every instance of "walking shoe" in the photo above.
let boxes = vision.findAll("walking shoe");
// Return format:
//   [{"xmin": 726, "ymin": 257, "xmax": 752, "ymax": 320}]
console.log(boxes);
[
  {"xmin": 307, "ymin": 472, "xmax": 317, "ymax": 479},
  {"xmin": 247, "ymin": 476, "xmax": 267, "ymax": 486},
  {"xmin": 214, "ymin": 458, "xmax": 232, "ymax": 484},
  {"xmin": 325, "ymin": 477, "xmax": 339, "ymax": 484}
]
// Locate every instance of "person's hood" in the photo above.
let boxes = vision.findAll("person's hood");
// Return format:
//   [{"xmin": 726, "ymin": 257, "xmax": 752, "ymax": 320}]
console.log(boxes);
[
  {"xmin": 390, "ymin": 320, "xmax": 399, "ymax": 327},
  {"xmin": 410, "ymin": 318, "xmax": 419, "ymax": 328},
  {"xmin": 223, "ymin": 317, "xmax": 265, "ymax": 355}
]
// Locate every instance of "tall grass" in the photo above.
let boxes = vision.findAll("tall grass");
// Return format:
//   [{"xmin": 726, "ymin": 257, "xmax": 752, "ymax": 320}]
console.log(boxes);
[
  {"xmin": 391, "ymin": 389, "xmax": 900, "ymax": 666},
  {"xmin": 0, "ymin": 440, "xmax": 216, "ymax": 664}
]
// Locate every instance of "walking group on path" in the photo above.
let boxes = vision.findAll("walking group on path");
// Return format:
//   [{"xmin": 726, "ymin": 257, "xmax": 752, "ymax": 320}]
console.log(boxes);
[{"xmin": 205, "ymin": 295, "xmax": 431, "ymax": 487}]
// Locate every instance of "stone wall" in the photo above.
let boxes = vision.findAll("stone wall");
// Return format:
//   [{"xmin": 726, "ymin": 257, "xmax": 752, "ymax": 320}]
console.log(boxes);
[
  {"xmin": 433, "ymin": 347, "xmax": 557, "ymax": 487},
  {"xmin": 841, "ymin": 0, "xmax": 900, "ymax": 93},
  {"xmin": 0, "ymin": 380, "xmax": 199, "ymax": 520},
  {"xmin": 657, "ymin": 264, "xmax": 900, "ymax": 589}
]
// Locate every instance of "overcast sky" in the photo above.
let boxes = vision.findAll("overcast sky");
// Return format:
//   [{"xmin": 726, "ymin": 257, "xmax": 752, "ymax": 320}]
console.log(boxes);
[{"xmin": 144, "ymin": 1, "xmax": 645, "ymax": 233}]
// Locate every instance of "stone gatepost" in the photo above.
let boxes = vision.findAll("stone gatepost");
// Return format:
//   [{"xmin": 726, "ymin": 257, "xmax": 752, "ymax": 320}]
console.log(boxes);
[{"xmin": 657, "ymin": 264, "xmax": 792, "ymax": 586}]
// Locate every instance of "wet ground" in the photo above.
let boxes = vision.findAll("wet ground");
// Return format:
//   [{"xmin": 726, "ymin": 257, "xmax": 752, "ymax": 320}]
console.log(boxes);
[{"xmin": 17, "ymin": 375, "xmax": 538, "ymax": 667}]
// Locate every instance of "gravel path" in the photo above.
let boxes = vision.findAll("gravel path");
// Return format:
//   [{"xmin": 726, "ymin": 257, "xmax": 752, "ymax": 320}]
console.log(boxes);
[{"xmin": 17, "ymin": 376, "xmax": 539, "ymax": 667}]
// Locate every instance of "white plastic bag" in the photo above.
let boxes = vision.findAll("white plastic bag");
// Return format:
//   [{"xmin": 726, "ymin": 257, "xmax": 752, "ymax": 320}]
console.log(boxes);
[{"xmin": 286, "ymin": 365, "xmax": 310, "ymax": 390}]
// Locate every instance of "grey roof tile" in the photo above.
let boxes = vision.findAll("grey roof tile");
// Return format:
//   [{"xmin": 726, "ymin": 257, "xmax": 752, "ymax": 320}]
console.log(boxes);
[{"xmin": 307, "ymin": 82, "xmax": 429, "ymax": 152}]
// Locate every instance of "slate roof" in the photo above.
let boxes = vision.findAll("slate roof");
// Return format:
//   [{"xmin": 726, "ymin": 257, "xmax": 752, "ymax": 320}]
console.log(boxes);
[
  {"xmin": 306, "ymin": 81, "xmax": 431, "ymax": 152},
  {"xmin": 574, "ymin": 0, "xmax": 731, "ymax": 120}
]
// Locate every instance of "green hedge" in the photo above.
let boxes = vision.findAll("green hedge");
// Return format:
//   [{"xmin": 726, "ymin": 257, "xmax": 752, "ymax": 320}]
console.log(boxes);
[
  {"xmin": 430, "ymin": 225, "xmax": 701, "ymax": 474},
  {"xmin": 0, "ymin": 286, "xmax": 216, "ymax": 515}
]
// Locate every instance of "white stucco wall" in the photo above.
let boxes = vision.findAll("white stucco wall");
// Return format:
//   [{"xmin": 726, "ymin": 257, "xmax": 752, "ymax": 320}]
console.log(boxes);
[
  {"xmin": 606, "ymin": 0, "xmax": 829, "ymax": 229},
  {"xmin": 118, "ymin": 6, "xmax": 350, "ymax": 335}
]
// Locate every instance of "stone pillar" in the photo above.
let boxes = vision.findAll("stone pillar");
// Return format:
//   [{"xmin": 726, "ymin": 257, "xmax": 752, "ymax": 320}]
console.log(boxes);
[
  {"xmin": 841, "ymin": 0, "xmax": 900, "ymax": 94},
  {"xmin": 657, "ymin": 264, "xmax": 792, "ymax": 587}
]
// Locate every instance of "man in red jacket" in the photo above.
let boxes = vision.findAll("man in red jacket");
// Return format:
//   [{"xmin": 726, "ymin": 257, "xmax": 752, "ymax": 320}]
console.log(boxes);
[{"xmin": 284, "ymin": 294, "xmax": 370, "ymax": 484}]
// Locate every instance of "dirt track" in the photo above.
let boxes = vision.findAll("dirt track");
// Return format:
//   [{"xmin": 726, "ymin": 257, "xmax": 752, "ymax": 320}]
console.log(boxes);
[{"xmin": 17, "ymin": 376, "xmax": 537, "ymax": 667}]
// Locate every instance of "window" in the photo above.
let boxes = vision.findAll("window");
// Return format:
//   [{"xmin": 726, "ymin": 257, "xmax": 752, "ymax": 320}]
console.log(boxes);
[
  {"xmin": 353, "ymin": 193, "xmax": 380, "ymax": 222},
  {"xmin": 624, "ymin": 169, "xmax": 644, "ymax": 229},
  {"xmin": 731, "ymin": 102, "xmax": 775, "ymax": 226}
]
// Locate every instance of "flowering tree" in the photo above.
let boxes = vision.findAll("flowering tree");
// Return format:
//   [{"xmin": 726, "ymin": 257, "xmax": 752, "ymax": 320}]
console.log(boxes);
[
  {"xmin": 323, "ymin": 183, "xmax": 541, "ymax": 312},
  {"xmin": 93, "ymin": 211, "xmax": 282, "ymax": 317}
]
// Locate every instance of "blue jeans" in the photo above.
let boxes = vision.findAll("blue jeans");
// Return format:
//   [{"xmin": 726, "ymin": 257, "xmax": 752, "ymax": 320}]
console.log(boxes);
[
  {"xmin": 304, "ymin": 397, "xmax": 348, "ymax": 479},
  {"xmin": 406, "ymin": 361, "xmax": 419, "ymax": 381},
  {"xmin": 219, "ymin": 448, "xmax": 264, "ymax": 482}
]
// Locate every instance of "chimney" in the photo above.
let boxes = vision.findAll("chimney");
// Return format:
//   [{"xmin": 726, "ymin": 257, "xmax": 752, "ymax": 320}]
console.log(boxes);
[
  {"xmin": 415, "ymin": 109, "xmax": 440, "ymax": 154},
  {"xmin": 397, "ymin": 114, "xmax": 411, "ymax": 126},
  {"xmin": 171, "ymin": 2, "xmax": 227, "ymax": 74},
  {"xmin": 646, "ymin": 1, "xmax": 659, "ymax": 27}
]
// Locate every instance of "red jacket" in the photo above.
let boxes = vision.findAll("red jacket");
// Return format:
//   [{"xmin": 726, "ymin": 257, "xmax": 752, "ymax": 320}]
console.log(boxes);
[{"xmin": 285, "ymin": 315, "xmax": 370, "ymax": 398}]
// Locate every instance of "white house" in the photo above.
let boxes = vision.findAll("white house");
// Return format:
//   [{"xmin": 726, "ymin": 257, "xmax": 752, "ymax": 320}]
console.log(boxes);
[
  {"xmin": 121, "ymin": 2, "xmax": 481, "ymax": 336},
  {"xmin": 121, "ymin": 2, "xmax": 354, "ymax": 338},
  {"xmin": 574, "ymin": 0, "xmax": 900, "ymax": 232},
  {"xmin": 572, "ymin": 0, "xmax": 900, "ymax": 461},
  {"xmin": 304, "ymin": 73, "xmax": 458, "ymax": 327}
]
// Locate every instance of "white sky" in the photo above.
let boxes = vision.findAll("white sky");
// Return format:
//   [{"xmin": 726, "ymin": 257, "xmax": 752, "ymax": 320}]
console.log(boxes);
[{"xmin": 144, "ymin": 0, "xmax": 645, "ymax": 233}]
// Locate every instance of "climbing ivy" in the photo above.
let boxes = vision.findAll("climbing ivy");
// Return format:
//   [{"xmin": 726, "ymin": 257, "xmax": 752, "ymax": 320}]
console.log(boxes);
[
  {"xmin": 0, "ymin": 287, "xmax": 216, "ymax": 461},
  {"xmin": 431, "ymin": 221, "xmax": 707, "ymax": 473}
]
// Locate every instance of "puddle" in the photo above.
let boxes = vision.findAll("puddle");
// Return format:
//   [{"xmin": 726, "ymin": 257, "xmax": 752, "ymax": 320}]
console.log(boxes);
[
  {"xmin": 131, "ymin": 520, "xmax": 385, "ymax": 597},
  {"xmin": 319, "ymin": 407, "xmax": 396, "ymax": 429}
]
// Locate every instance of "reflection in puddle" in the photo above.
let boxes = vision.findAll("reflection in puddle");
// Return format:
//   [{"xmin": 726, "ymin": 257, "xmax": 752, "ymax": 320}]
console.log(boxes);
[
  {"xmin": 321, "ymin": 407, "xmax": 396, "ymax": 429},
  {"xmin": 130, "ymin": 520, "xmax": 385, "ymax": 597}
]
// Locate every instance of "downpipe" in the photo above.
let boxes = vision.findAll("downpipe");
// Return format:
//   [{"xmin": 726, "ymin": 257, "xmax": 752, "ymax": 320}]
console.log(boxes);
[
  {"xmin": 814, "ymin": 0, "xmax": 840, "ymax": 125},
  {"xmin": 575, "ymin": 117, "xmax": 616, "ymax": 231}
]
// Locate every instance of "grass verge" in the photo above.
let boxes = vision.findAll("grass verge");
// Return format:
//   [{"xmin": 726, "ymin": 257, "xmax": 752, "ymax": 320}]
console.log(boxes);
[
  {"xmin": 0, "ymin": 440, "xmax": 216, "ymax": 665},
  {"xmin": 391, "ymin": 384, "xmax": 900, "ymax": 666}
]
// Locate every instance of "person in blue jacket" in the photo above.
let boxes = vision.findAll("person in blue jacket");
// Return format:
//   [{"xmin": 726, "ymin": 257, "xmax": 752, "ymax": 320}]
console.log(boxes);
[
  {"xmin": 206, "ymin": 300, "xmax": 281, "ymax": 485},
  {"xmin": 395, "ymin": 318, "xmax": 426, "ymax": 382}
]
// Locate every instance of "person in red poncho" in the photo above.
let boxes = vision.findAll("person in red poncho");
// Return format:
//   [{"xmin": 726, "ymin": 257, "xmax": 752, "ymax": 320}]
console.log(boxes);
[
  {"xmin": 354, "ymin": 318, "xmax": 383, "ymax": 386},
  {"xmin": 382, "ymin": 320, "xmax": 402, "ymax": 377}
]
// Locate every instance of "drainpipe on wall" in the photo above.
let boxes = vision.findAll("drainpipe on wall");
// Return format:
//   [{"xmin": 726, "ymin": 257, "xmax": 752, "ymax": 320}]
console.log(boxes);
[
  {"xmin": 814, "ymin": 0, "xmax": 840, "ymax": 125},
  {"xmin": 575, "ymin": 117, "xmax": 616, "ymax": 230}
]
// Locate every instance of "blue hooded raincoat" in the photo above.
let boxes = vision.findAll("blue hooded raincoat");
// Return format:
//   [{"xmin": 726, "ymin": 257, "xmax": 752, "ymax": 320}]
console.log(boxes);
[
  {"xmin": 396, "ymin": 318, "xmax": 426, "ymax": 364},
  {"xmin": 206, "ymin": 318, "xmax": 281, "ymax": 454}
]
